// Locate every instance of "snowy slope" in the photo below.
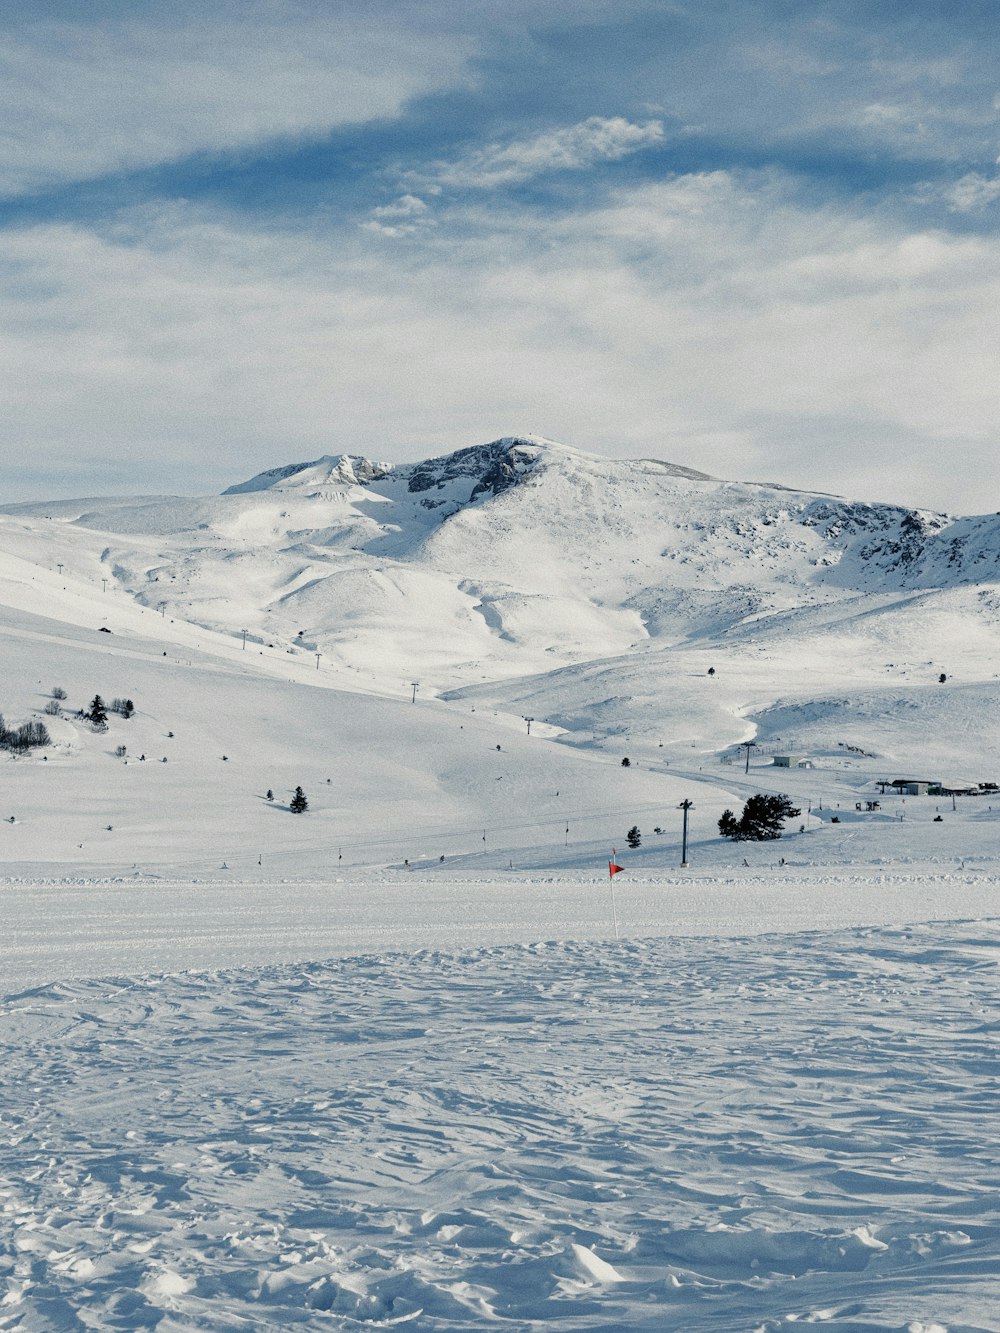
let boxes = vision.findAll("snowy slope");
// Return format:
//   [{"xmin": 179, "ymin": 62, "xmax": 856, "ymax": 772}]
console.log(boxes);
[
  {"xmin": 1, "ymin": 433, "xmax": 998, "ymax": 880},
  {"xmin": 2, "ymin": 440, "xmax": 1000, "ymax": 1332},
  {"xmin": 2, "ymin": 433, "xmax": 998, "ymax": 700}
]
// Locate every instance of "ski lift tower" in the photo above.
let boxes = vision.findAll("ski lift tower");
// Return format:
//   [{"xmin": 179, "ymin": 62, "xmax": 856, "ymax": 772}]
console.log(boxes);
[{"xmin": 678, "ymin": 799, "xmax": 694, "ymax": 868}]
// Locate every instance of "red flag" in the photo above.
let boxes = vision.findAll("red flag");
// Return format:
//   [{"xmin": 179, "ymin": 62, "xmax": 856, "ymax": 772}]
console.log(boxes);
[{"xmin": 609, "ymin": 860, "xmax": 624, "ymax": 877}]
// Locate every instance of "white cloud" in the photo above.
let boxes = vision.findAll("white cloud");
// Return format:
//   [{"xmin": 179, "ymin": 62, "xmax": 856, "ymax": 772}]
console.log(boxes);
[
  {"xmin": 421, "ymin": 116, "xmax": 665, "ymax": 190},
  {"xmin": 371, "ymin": 195, "xmax": 430, "ymax": 219},
  {"xmin": 364, "ymin": 194, "xmax": 434, "ymax": 237},
  {"xmin": 2, "ymin": 175, "xmax": 998, "ymax": 512},
  {"xmin": 942, "ymin": 172, "xmax": 1000, "ymax": 213},
  {"xmin": 911, "ymin": 170, "xmax": 1000, "ymax": 214},
  {"xmin": 0, "ymin": 6, "xmax": 475, "ymax": 196}
]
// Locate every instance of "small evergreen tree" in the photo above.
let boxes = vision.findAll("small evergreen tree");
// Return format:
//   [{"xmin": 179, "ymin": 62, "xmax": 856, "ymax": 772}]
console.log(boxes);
[
  {"xmin": 626, "ymin": 824, "xmax": 641, "ymax": 848},
  {"xmin": 621, "ymin": 756, "xmax": 630, "ymax": 767},
  {"xmin": 87, "ymin": 695, "xmax": 108, "ymax": 728},
  {"xmin": 266, "ymin": 789, "xmax": 274, "ymax": 801},
  {"xmin": 289, "ymin": 786, "xmax": 308, "ymax": 814}
]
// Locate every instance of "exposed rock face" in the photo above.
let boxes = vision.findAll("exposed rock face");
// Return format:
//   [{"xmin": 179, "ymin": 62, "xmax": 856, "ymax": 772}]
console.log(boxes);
[
  {"xmin": 218, "ymin": 434, "xmax": 1000, "ymax": 593},
  {"xmin": 223, "ymin": 439, "xmax": 541, "ymax": 504},
  {"xmin": 403, "ymin": 438, "xmax": 540, "ymax": 500},
  {"xmin": 802, "ymin": 498, "xmax": 999, "ymax": 585}
]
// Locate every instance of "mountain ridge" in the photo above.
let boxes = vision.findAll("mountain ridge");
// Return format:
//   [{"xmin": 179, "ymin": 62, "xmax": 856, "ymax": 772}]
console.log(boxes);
[{"xmin": 0, "ymin": 433, "xmax": 997, "ymax": 713}]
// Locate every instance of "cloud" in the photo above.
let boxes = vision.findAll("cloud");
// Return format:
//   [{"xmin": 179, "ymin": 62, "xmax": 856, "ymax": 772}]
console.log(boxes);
[
  {"xmin": 942, "ymin": 172, "xmax": 1000, "ymax": 212},
  {"xmin": 2, "ymin": 171, "xmax": 998, "ymax": 513},
  {"xmin": 910, "ymin": 169, "xmax": 1000, "ymax": 214},
  {"xmin": 366, "ymin": 115, "xmax": 666, "ymax": 233},
  {"xmin": 418, "ymin": 116, "xmax": 666, "ymax": 191},
  {"xmin": 0, "ymin": 4, "xmax": 475, "ymax": 197},
  {"xmin": 364, "ymin": 194, "xmax": 434, "ymax": 238},
  {"xmin": 371, "ymin": 195, "xmax": 431, "ymax": 219}
]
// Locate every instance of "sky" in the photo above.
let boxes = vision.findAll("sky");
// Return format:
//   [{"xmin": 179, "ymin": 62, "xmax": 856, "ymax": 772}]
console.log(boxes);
[{"xmin": 1, "ymin": 0, "xmax": 998, "ymax": 513}]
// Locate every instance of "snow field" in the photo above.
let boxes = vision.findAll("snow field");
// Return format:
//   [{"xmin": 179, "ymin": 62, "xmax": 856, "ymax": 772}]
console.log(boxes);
[
  {"xmin": 1, "ymin": 860, "xmax": 997, "ymax": 1005},
  {"xmin": 2, "ymin": 923, "xmax": 998, "ymax": 1330}
]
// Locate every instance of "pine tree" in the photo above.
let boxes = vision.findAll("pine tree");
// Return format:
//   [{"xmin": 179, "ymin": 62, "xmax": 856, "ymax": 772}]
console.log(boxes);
[
  {"xmin": 626, "ymin": 824, "xmax": 641, "ymax": 848},
  {"xmin": 87, "ymin": 695, "xmax": 108, "ymax": 728},
  {"xmin": 289, "ymin": 786, "xmax": 308, "ymax": 814},
  {"xmin": 718, "ymin": 794, "xmax": 800, "ymax": 841},
  {"xmin": 718, "ymin": 809, "xmax": 739, "ymax": 839}
]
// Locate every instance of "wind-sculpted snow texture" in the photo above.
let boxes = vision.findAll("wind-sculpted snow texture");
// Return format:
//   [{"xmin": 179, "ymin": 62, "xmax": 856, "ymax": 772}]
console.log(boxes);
[{"xmin": 2, "ymin": 923, "xmax": 998, "ymax": 1330}]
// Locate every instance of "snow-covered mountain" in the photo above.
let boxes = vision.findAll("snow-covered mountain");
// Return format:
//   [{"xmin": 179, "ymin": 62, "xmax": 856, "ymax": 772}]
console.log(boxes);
[
  {"xmin": 0, "ymin": 434, "xmax": 998, "ymax": 880},
  {"xmin": 7, "ymin": 435, "xmax": 998, "ymax": 691},
  {"xmin": 3, "ymin": 442, "xmax": 998, "ymax": 1333}
]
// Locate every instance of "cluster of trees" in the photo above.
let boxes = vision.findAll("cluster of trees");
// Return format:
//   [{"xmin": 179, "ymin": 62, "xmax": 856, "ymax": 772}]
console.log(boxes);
[
  {"xmin": 718, "ymin": 794, "xmax": 800, "ymax": 841},
  {"xmin": 622, "ymin": 794, "xmax": 800, "ymax": 853},
  {"xmin": 42, "ymin": 690, "xmax": 137, "ymax": 731},
  {"xmin": 265, "ymin": 786, "xmax": 309, "ymax": 813},
  {"xmin": 0, "ymin": 716, "xmax": 50, "ymax": 753}
]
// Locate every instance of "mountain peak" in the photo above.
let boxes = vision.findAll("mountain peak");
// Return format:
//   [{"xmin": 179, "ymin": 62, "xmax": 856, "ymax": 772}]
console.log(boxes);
[
  {"xmin": 402, "ymin": 437, "xmax": 543, "ymax": 500},
  {"xmin": 222, "ymin": 454, "xmax": 391, "ymax": 495},
  {"xmin": 221, "ymin": 434, "xmax": 716, "ymax": 504}
]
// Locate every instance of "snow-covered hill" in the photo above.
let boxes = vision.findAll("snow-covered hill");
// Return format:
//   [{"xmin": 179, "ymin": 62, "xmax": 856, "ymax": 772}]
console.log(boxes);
[
  {"xmin": 4, "ymin": 436, "xmax": 998, "ymax": 693},
  {"xmin": 2, "ymin": 438, "xmax": 999, "ymax": 1332},
  {"xmin": 0, "ymin": 434, "xmax": 997, "ymax": 877}
]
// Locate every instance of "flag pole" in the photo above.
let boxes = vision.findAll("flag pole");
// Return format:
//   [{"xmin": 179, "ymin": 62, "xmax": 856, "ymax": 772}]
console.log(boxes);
[{"xmin": 608, "ymin": 848, "xmax": 621, "ymax": 941}]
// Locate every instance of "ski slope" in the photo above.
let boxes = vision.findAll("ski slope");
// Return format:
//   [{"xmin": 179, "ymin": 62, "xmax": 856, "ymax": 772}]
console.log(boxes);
[{"xmin": 0, "ymin": 436, "xmax": 998, "ymax": 1329}]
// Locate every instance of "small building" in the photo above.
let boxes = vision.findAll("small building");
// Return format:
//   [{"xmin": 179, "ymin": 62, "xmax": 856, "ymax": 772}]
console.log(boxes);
[
  {"xmin": 880, "ymin": 779, "xmax": 940, "ymax": 796},
  {"xmin": 773, "ymin": 754, "xmax": 805, "ymax": 768}
]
